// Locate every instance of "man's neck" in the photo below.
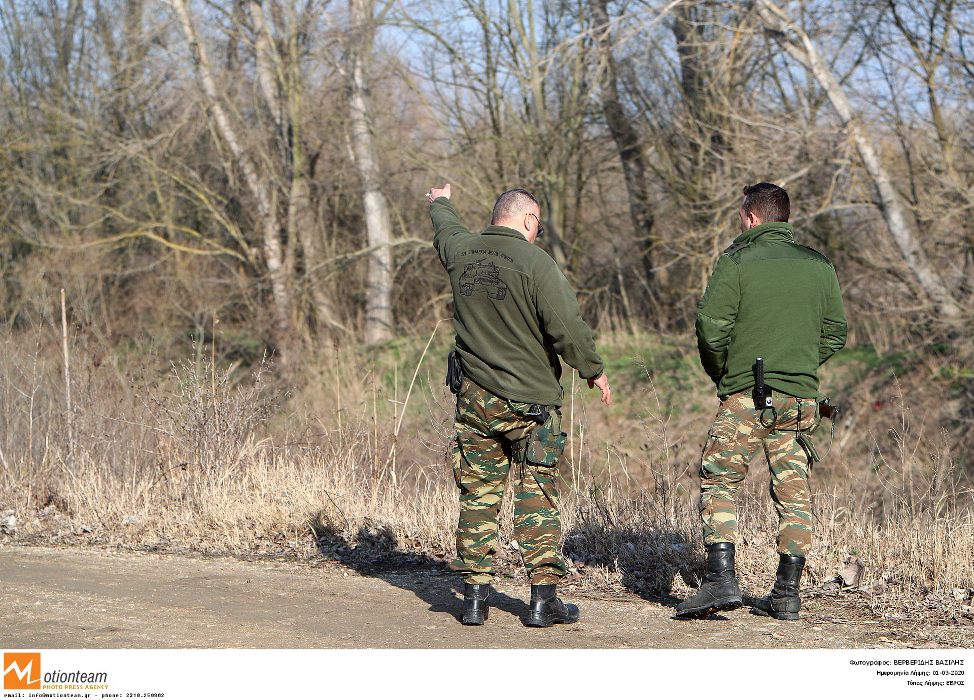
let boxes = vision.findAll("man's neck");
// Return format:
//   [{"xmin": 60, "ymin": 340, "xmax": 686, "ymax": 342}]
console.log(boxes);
[{"xmin": 493, "ymin": 219, "xmax": 520, "ymax": 232}]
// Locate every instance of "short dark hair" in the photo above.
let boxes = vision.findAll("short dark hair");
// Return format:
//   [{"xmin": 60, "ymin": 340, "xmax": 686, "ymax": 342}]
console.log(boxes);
[
  {"xmin": 492, "ymin": 188, "xmax": 540, "ymax": 223},
  {"xmin": 742, "ymin": 183, "xmax": 790, "ymax": 223}
]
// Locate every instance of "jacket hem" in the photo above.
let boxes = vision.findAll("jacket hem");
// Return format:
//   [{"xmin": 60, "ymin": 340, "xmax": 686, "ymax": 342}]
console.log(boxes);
[
  {"xmin": 716, "ymin": 381, "xmax": 819, "ymax": 400},
  {"xmin": 463, "ymin": 373, "xmax": 563, "ymax": 408}
]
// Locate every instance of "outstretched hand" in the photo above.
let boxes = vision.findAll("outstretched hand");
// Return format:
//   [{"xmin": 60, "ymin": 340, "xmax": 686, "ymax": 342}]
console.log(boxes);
[
  {"xmin": 588, "ymin": 372, "xmax": 611, "ymax": 405},
  {"xmin": 426, "ymin": 184, "xmax": 451, "ymax": 203}
]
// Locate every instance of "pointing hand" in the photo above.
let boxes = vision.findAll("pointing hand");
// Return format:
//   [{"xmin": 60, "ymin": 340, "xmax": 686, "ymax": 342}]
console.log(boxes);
[{"xmin": 426, "ymin": 184, "xmax": 451, "ymax": 202}]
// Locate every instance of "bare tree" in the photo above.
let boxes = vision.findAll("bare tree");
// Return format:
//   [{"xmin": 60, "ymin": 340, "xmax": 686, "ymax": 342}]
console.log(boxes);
[
  {"xmin": 400, "ymin": 0, "xmax": 603, "ymax": 275},
  {"xmin": 2, "ymin": 0, "xmax": 973, "ymax": 368},
  {"xmin": 247, "ymin": 0, "xmax": 346, "ymax": 337},
  {"xmin": 590, "ymin": 0, "xmax": 658, "ymax": 302},
  {"xmin": 755, "ymin": 0, "xmax": 964, "ymax": 320},
  {"xmin": 167, "ymin": 0, "xmax": 296, "ymax": 361},
  {"xmin": 346, "ymin": 0, "xmax": 395, "ymax": 344}
]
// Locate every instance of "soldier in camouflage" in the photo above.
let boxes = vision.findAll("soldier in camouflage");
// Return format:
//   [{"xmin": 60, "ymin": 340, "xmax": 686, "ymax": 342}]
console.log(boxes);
[
  {"xmin": 676, "ymin": 183, "xmax": 847, "ymax": 620},
  {"xmin": 427, "ymin": 183, "xmax": 611, "ymax": 627},
  {"xmin": 451, "ymin": 383, "xmax": 567, "ymax": 587}
]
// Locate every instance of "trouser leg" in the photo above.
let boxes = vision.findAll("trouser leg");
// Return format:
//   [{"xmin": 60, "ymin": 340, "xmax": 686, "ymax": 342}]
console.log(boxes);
[
  {"xmin": 764, "ymin": 432, "xmax": 812, "ymax": 557},
  {"xmin": 512, "ymin": 457, "xmax": 566, "ymax": 585},
  {"xmin": 449, "ymin": 422, "xmax": 509, "ymax": 584},
  {"xmin": 699, "ymin": 399, "xmax": 762, "ymax": 546}
]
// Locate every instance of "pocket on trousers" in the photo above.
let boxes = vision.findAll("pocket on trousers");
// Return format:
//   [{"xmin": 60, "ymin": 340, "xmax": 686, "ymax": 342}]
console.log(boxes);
[
  {"xmin": 699, "ymin": 433, "xmax": 724, "ymax": 476},
  {"xmin": 800, "ymin": 399, "xmax": 819, "ymax": 432},
  {"xmin": 778, "ymin": 397, "xmax": 818, "ymax": 432}
]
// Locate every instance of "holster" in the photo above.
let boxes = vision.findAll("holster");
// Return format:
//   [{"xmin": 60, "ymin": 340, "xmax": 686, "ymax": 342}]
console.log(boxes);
[
  {"xmin": 446, "ymin": 350, "xmax": 464, "ymax": 395},
  {"xmin": 525, "ymin": 408, "xmax": 566, "ymax": 468},
  {"xmin": 796, "ymin": 432, "xmax": 821, "ymax": 463}
]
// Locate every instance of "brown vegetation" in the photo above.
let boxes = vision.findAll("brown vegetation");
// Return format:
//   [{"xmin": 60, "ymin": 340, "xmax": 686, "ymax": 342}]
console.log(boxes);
[
  {"xmin": 0, "ymin": 330, "xmax": 971, "ymax": 626},
  {"xmin": 0, "ymin": 0, "xmax": 972, "ymax": 629}
]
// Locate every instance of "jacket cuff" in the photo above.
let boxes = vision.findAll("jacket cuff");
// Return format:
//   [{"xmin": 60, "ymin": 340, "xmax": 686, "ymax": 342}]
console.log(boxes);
[{"xmin": 579, "ymin": 366, "xmax": 604, "ymax": 381}]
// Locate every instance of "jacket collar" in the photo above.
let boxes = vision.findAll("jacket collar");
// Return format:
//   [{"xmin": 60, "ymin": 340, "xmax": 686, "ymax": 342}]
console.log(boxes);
[
  {"xmin": 733, "ymin": 222, "xmax": 794, "ymax": 245},
  {"xmin": 482, "ymin": 225, "xmax": 527, "ymax": 241}
]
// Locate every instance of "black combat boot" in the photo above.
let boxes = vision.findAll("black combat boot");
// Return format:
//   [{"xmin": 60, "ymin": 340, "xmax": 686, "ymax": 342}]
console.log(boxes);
[
  {"xmin": 751, "ymin": 553, "xmax": 805, "ymax": 621},
  {"xmin": 675, "ymin": 542, "xmax": 743, "ymax": 618},
  {"xmin": 460, "ymin": 583, "xmax": 490, "ymax": 625},
  {"xmin": 525, "ymin": 584, "xmax": 580, "ymax": 628}
]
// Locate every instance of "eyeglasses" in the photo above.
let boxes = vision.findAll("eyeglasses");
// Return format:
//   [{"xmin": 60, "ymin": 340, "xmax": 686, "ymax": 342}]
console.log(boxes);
[{"xmin": 528, "ymin": 213, "xmax": 544, "ymax": 238}]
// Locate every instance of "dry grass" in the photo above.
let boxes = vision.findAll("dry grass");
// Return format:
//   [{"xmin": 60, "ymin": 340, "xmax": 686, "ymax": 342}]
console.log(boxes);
[{"xmin": 0, "ymin": 327, "xmax": 971, "ymax": 626}]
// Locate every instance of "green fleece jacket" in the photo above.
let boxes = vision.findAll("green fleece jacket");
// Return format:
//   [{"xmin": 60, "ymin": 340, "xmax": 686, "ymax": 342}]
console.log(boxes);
[
  {"xmin": 431, "ymin": 197, "xmax": 603, "ymax": 406},
  {"xmin": 696, "ymin": 222, "xmax": 847, "ymax": 399}
]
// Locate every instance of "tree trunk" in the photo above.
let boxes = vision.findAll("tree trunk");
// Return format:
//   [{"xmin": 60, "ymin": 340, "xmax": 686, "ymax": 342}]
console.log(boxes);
[
  {"xmin": 755, "ymin": 0, "xmax": 962, "ymax": 320},
  {"xmin": 289, "ymin": 176, "xmax": 345, "ymax": 335},
  {"xmin": 168, "ymin": 0, "xmax": 295, "ymax": 362},
  {"xmin": 590, "ymin": 0, "xmax": 657, "ymax": 294},
  {"xmin": 545, "ymin": 188, "xmax": 570, "ymax": 270},
  {"xmin": 671, "ymin": 3, "xmax": 728, "ymax": 159},
  {"xmin": 347, "ymin": 0, "xmax": 394, "ymax": 344}
]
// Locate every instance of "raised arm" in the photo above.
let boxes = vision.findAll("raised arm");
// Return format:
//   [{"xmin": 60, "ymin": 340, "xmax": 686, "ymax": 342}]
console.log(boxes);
[{"xmin": 427, "ymin": 184, "xmax": 475, "ymax": 264}]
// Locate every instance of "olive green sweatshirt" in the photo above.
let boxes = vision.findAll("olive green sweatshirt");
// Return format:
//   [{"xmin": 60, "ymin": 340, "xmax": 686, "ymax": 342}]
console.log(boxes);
[
  {"xmin": 696, "ymin": 222, "xmax": 847, "ymax": 399},
  {"xmin": 431, "ymin": 197, "xmax": 603, "ymax": 406}
]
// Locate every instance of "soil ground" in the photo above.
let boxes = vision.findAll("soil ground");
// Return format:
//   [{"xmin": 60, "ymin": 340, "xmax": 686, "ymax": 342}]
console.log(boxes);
[{"xmin": 1, "ymin": 544, "xmax": 970, "ymax": 649}]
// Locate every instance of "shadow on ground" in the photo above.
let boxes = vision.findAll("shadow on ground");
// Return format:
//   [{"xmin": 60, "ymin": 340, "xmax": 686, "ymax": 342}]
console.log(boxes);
[
  {"xmin": 562, "ymin": 510, "xmax": 709, "ymax": 618},
  {"xmin": 309, "ymin": 508, "xmax": 715, "ymax": 624},
  {"xmin": 310, "ymin": 520, "xmax": 533, "ymax": 625}
]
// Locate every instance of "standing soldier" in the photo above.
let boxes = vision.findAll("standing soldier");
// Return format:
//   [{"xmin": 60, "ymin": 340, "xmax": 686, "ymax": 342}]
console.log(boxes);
[
  {"xmin": 426, "ymin": 184, "xmax": 611, "ymax": 627},
  {"xmin": 676, "ymin": 183, "xmax": 847, "ymax": 620}
]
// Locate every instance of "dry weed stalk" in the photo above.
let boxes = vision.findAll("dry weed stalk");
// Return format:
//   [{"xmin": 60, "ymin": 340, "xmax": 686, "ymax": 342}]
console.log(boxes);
[{"xmin": 0, "ymin": 335, "xmax": 970, "ymax": 622}]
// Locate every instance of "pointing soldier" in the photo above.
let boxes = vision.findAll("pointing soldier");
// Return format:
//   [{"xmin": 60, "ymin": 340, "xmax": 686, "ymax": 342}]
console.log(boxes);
[
  {"xmin": 676, "ymin": 183, "xmax": 847, "ymax": 620},
  {"xmin": 427, "ymin": 184, "xmax": 611, "ymax": 627}
]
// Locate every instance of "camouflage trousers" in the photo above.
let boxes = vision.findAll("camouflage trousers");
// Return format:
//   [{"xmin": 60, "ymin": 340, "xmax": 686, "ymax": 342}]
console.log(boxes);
[
  {"xmin": 450, "ymin": 379, "xmax": 568, "ymax": 585},
  {"xmin": 699, "ymin": 390, "xmax": 819, "ymax": 557}
]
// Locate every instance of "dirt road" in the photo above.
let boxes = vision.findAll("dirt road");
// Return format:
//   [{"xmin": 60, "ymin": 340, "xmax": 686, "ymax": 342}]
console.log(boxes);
[{"xmin": 0, "ymin": 544, "xmax": 962, "ymax": 649}]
